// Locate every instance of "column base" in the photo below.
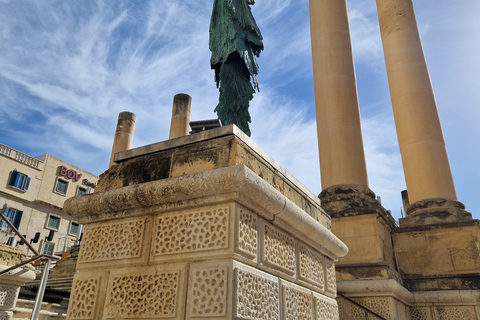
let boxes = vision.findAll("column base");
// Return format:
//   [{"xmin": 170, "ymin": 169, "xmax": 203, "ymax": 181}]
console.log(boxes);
[
  {"xmin": 400, "ymin": 198, "xmax": 472, "ymax": 227},
  {"xmin": 319, "ymin": 185, "xmax": 395, "ymax": 223}
]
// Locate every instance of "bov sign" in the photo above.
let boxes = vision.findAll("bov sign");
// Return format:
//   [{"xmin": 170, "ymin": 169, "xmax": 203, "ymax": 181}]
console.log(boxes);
[{"xmin": 59, "ymin": 165, "xmax": 82, "ymax": 182}]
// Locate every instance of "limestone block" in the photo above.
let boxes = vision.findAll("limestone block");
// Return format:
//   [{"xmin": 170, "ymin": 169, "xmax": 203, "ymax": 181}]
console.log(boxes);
[
  {"xmin": 432, "ymin": 306, "xmax": 476, "ymax": 319},
  {"xmin": 234, "ymin": 263, "xmax": 280, "ymax": 320},
  {"xmin": 336, "ymin": 235, "xmax": 382, "ymax": 265},
  {"xmin": 349, "ymin": 297, "xmax": 393, "ymax": 319},
  {"xmin": 186, "ymin": 261, "xmax": 282, "ymax": 320},
  {"xmin": 260, "ymin": 221, "xmax": 297, "ymax": 278},
  {"xmin": 234, "ymin": 205, "xmax": 258, "ymax": 263},
  {"xmin": 394, "ymin": 222, "xmax": 480, "ymax": 276},
  {"xmin": 281, "ymin": 280, "xmax": 314, "ymax": 320},
  {"xmin": 104, "ymin": 264, "xmax": 186, "ymax": 320},
  {"xmin": 0, "ymin": 266, "xmax": 35, "ymax": 319},
  {"xmin": 151, "ymin": 204, "xmax": 233, "ymax": 263},
  {"xmin": 76, "ymin": 216, "xmax": 152, "ymax": 268},
  {"xmin": 298, "ymin": 241, "xmax": 326, "ymax": 292},
  {"xmin": 410, "ymin": 306, "xmax": 431, "ymax": 320},
  {"xmin": 67, "ymin": 271, "xmax": 104, "ymax": 320}
]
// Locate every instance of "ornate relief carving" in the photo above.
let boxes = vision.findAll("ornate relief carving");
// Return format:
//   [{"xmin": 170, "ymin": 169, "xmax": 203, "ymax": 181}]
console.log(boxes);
[
  {"xmin": 350, "ymin": 298, "xmax": 391, "ymax": 319},
  {"xmin": 262, "ymin": 222, "xmax": 296, "ymax": 274},
  {"xmin": 68, "ymin": 278, "xmax": 99, "ymax": 319},
  {"xmin": 298, "ymin": 242, "xmax": 325, "ymax": 290},
  {"xmin": 235, "ymin": 268, "xmax": 279, "ymax": 320},
  {"xmin": 337, "ymin": 298, "xmax": 345, "ymax": 320},
  {"xmin": 190, "ymin": 267, "xmax": 227, "ymax": 317},
  {"xmin": 410, "ymin": 307, "xmax": 428, "ymax": 320},
  {"xmin": 283, "ymin": 284, "xmax": 313, "ymax": 320},
  {"xmin": 325, "ymin": 258, "xmax": 336, "ymax": 294},
  {"xmin": 433, "ymin": 306, "xmax": 475, "ymax": 320},
  {"xmin": 0, "ymin": 285, "xmax": 18, "ymax": 308},
  {"xmin": 106, "ymin": 271, "xmax": 179, "ymax": 318},
  {"xmin": 316, "ymin": 296, "xmax": 339, "ymax": 320},
  {"xmin": 154, "ymin": 206, "xmax": 229, "ymax": 255},
  {"xmin": 236, "ymin": 206, "xmax": 258, "ymax": 259},
  {"xmin": 0, "ymin": 311, "xmax": 10, "ymax": 320},
  {"xmin": 79, "ymin": 218, "xmax": 145, "ymax": 262}
]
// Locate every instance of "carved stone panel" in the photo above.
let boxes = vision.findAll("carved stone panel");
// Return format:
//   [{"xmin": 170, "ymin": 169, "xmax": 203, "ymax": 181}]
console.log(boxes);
[
  {"xmin": 235, "ymin": 205, "xmax": 258, "ymax": 261},
  {"xmin": 104, "ymin": 264, "xmax": 185, "ymax": 319},
  {"xmin": 282, "ymin": 280, "xmax": 314, "ymax": 320},
  {"xmin": 325, "ymin": 258, "xmax": 337, "ymax": 296},
  {"xmin": 153, "ymin": 206, "xmax": 230, "ymax": 258},
  {"xmin": 188, "ymin": 263, "xmax": 229, "ymax": 318},
  {"xmin": 315, "ymin": 293, "xmax": 339, "ymax": 320},
  {"xmin": 68, "ymin": 277, "xmax": 100, "ymax": 319},
  {"xmin": 78, "ymin": 217, "xmax": 146, "ymax": 263},
  {"xmin": 298, "ymin": 241, "xmax": 325, "ymax": 291},
  {"xmin": 234, "ymin": 264, "xmax": 280, "ymax": 320},
  {"xmin": 0, "ymin": 285, "xmax": 19, "ymax": 309},
  {"xmin": 261, "ymin": 221, "xmax": 296, "ymax": 276},
  {"xmin": 410, "ymin": 306, "xmax": 429, "ymax": 320},
  {"xmin": 350, "ymin": 298, "xmax": 392, "ymax": 320},
  {"xmin": 433, "ymin": 306, "xmax": 476, "ymax": 320}
]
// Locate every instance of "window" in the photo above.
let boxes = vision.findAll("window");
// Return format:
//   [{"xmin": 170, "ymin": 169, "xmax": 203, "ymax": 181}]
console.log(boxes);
[
  {"xmin": 1, "ymin": 206, "xmax": 23, "ymax": 231},
  {"xmin": 8, "ymin": 171, "xmax": 30, "ymax": 191},
  {"xmin": 69, "ymin": 222, "xmax": 80, "ymax": 236},
  {"xmin": 77, "ymin": 187, "xmax": 87, "ymax": 196},
  {"xmin": 47, "ymin": 215, "xmax": 61, "ymax": 230},
  {"xmin": 42, "ymin": 242, "xmax": 55, "ymax": 255},
  {"xmin": 55, "ymin": 179, "xmax": 68, "ymax": 195}
]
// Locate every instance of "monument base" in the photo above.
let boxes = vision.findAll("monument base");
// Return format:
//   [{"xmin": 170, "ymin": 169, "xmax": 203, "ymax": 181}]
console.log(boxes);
[{"xmin": 64, "ymin": 126, "xmax": 347, "ymax": 320}]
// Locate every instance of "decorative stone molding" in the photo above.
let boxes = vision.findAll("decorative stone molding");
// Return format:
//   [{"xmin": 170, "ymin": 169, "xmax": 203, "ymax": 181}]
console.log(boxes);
[
  {"xmin": 0, "ymin": 266, "xmax": 35, "ymax": 320},
  {"xmin": 65, "ymin": 165, "xmax": 348, "ymax": 260},
  {"xmin": 401, "ymin": 198, "xmax": 472, "ymax": 227},
  {"xmin": 319, "ymin": 185, "xmax": 397, "ymax": 229}
]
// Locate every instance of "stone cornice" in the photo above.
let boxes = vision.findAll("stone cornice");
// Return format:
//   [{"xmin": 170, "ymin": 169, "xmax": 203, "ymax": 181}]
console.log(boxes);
[{"xmin": 65, "ymin": 164, "xmax": 348, "ymax": 259}]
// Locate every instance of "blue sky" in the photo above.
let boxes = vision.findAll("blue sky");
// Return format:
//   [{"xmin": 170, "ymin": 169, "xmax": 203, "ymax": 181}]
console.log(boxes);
[{"xmin": 0, "ymin": 0, "xmax": 478, "ymax": 221}]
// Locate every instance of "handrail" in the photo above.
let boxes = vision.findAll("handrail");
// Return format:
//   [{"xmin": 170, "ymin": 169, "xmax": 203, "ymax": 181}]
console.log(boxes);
[
  {"xmin": 337, "ymin": 293, "xmax": 388, "ymax": 320},
  {"xmin": 0, "ymin": 212, "xmax": 60, "ymax": 276},
  {"xmin": 0, "ymin": 213, "xmax": 39, "ymax": 256}
]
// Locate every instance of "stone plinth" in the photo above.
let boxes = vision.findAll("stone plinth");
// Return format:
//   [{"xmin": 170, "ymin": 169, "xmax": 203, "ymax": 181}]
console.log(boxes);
[
  {"xmin": 64, "ymin": 126, "xmax": 347, "ymax": 320},
  {"xmin": 394, "ymin": 220, "xmax": 480, "ymax": 291},
  {"xmin": 0, "ymin": 246, "xmax": 35, "ymax": 320}
]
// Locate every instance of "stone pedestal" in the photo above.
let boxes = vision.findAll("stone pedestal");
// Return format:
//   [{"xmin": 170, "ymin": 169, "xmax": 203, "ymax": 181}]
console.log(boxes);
[
  {"xmin": 0, "ymin": 246, "xmax": 36, "ymax": 320},
  {"xmin": 64, "ymin": 126, "xmax": 347, "ymax": 320}
]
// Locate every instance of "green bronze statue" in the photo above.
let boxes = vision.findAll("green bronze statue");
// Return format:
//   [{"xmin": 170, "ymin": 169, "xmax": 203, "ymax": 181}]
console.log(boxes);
[{"xmin": 209, "ymin": 0, "xmax": 264, "ymax": 137}]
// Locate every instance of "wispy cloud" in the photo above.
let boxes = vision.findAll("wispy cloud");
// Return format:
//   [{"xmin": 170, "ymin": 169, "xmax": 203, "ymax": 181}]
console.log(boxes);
[{"xmin": 0, "ymin": 0, "xmax": 478, "ymax": 219}]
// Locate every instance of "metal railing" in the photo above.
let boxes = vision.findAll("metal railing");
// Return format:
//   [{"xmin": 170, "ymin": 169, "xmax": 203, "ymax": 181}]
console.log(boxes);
[{"xmin": 0, "ymin": 213, "xmax": 59, "ymax": 320}]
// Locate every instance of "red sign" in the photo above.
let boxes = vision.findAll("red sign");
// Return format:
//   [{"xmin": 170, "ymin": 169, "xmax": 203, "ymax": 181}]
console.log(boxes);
[{"xmin": 59, "ymin": 166, "xmax": 82, "ymax": 182}]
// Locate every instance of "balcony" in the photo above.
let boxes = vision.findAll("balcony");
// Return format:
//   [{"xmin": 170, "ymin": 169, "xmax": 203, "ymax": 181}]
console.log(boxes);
[{"xmin": 0, "ymin": 143, "xmax": 43, "ymax": 170}]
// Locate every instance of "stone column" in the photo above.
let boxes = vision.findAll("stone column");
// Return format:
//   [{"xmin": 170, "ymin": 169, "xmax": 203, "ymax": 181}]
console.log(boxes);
[
  {"xmin": 108, "ymin": 112, "xmax": 136, "ymax": 168},
  {"xmin": 169, "ymin": 94, "xmax": 192, "ymax": 139},
  {"xmin": 375, "ymin": 0, "xmax": 471, "ymax": 224},
  {"xmin": 309, "ymin": 0, "xmax": 381, "ymax": 216}
]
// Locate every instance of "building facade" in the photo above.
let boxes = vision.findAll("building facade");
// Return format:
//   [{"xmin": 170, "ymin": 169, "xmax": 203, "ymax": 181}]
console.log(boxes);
[{"xmin": 0, "ymin": 143, "xmax": 98, "ymax": 260}]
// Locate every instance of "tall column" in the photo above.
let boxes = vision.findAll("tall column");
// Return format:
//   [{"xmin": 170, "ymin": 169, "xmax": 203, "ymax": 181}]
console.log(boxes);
[
  {"xmin": 169, "ymin": 94, "xmax": 192, "ymax": 139},
  {"xmin": 375, "ymin": 0, "xmax": 470, "ymax": 224},
  {"xmin": 109, "ymin": 112, "xmax": 136, "ymax": 168},
  {"xmin": 309, "ymin": 0, "xmax": 368, "ymax": 189},
  {"xmin": 310, "ymin": 0, "xmax": 382, "ymax": 216}
]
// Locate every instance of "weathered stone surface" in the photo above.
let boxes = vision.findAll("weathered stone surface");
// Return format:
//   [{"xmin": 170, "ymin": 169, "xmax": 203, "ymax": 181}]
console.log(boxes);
[
  {"xmin": 400, "ymin": 198, "xmax": 472, "ymax": 227},
  {"xmin": 319, "ymin": 185, "xmax": 397, "ymax": 228},
  {"xmin": 394, "ymin": 221, "xmax": 480, "ymax": 284},
  {"xmin": 99, "ymin": 125, "xmax": 328, "ymax": 225}
]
